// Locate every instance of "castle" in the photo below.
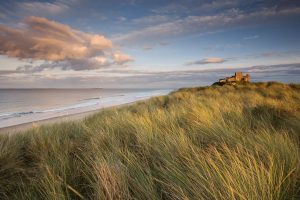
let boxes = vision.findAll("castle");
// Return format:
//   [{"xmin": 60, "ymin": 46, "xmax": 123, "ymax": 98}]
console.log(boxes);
[{"xmin": 218, "ymin": 72, "xmax": 250, "ymax": 84}]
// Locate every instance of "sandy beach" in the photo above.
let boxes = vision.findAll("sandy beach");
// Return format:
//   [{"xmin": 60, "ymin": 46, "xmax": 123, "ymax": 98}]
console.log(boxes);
[
  {"xmin": 0, "ymin": 89, "xmax": 172, "ymax": 134},
  {"xmin": 0, "ymin": 103, "xmax": 130, "ymax": 135},
  {"xmin": 0, "ymin": 106, "xmax": 101, "ymax": 134}
]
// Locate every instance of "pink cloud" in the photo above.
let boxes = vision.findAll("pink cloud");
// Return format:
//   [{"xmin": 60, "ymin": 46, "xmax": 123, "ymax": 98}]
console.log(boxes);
[
  {"xmin": 113, "ymin": 52, "xmax": 134, "ymax": 64},
  {"xmin": 0, "ymin": 16, "xmax": 133, "ymax": 71},
  {"xmin": 187, "ymin": 57, "xmax": 226, "ymax": 65},
  {"xmin": 0, "ymin": 16, "xmax": 113, "ymax": 61}
]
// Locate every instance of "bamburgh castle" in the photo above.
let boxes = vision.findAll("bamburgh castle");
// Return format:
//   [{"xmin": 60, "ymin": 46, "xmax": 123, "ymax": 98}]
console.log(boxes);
[
  {"xmin": 219, "ymin": 72, "xmax": 250, "ymax": 83},
  {"xmin": 214, "ymin": 72, "xmax": 251, "ymax": 86}
]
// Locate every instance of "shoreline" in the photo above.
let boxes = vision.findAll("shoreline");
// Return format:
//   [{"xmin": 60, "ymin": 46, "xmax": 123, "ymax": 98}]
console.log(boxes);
[
  {"xmin": 0, "ymin": 108, "xmax": 101, "ymax": 135},
  {"xmin": 0, "ymin": 102, "xmax": 133, "ymax": 135},
  {"xmin": 0, "ymin": 90, "xmax": 173, "ymax": 135}
]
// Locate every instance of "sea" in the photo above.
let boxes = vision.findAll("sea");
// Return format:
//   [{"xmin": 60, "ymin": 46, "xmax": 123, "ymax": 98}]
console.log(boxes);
[{"xmin": 0, "ymin": 88, "xmax": 172, "ymax": 128}]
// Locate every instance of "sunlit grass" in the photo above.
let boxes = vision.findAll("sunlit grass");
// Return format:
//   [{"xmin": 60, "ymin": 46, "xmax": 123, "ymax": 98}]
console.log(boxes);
[{"xmin": 0, "ymin": 82, "xmax": 299, "ymax": 199}]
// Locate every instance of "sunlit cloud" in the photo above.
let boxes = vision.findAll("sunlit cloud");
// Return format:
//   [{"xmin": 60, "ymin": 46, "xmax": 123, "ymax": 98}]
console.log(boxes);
[
  {"xmin": 112, "ymin": 52, "xmax": 134, "ymax": 64},
  {"xmin": 186, "ymin": 57, "xmax": 226, "ymax": 65},
  {"xmin": 0, "ymin": 16, "xmax": 133, "ymax": 71},
  {"xmin": 0, "ymin": 16, "xmax": 112, "ymax": 61}
]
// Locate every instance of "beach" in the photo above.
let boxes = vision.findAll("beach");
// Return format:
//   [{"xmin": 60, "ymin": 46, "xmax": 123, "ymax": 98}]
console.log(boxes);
[
  {"xmin": 0, "ymin": 107, "xmax": 105, "ymax": 134},
  {"xmin": 0, "ymin": 89, "xmax": 172, "ymax": 134}
]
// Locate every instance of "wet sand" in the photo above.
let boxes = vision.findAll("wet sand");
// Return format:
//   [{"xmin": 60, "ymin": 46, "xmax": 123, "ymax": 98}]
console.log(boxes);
[
  {"xmin": 0, "ymin": 103, "xmax": 128, "ymax": 135},
  {"xmin": 0, "ymin": 89, "xmax": 173, "ymax": 135}
]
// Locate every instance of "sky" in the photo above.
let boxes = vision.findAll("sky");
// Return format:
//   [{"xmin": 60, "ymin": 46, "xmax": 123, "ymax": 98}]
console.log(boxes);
[{"xmin": 0, "ymin": 0, "xmax": 300, "ymax": 88}]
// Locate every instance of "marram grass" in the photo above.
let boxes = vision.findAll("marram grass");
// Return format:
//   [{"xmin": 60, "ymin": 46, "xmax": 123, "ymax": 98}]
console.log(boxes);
[{"xmin": 0, "ymin": 82, "xmax": 299, "ymax": 200}]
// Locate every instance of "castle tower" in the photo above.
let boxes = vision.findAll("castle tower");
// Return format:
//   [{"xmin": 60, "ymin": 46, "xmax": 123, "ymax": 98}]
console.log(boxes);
[
  {"xmin": 235, "ymin": 72, "xmax": 243, "ymax": 81},
  {"xmin": 244, "ymin": 74, "xmax": 250, "ymax": 82}
]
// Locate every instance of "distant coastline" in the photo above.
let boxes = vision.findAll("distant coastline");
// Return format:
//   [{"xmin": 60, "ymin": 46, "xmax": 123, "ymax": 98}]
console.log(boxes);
[
  {"xmin": 0, "ymin": 103, "xmax": 124, "ymax": 134},
  {"xmin": 0, "ymin": 89, "xmax": 172, "ymax": 132}
]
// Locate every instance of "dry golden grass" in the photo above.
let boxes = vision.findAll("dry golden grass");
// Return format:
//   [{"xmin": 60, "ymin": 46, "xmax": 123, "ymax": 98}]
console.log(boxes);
[{"xmin": 0, "ymin": 82, "xmax": 299, "ymax": 199}]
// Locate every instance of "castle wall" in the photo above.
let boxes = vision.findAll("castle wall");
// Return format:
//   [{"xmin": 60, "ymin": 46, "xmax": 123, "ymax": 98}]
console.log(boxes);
[
  {"xmin": 235, "ymin": 72, "xmax": 243, "ymax": 81},
  {"xmin": 218, "ymin": 72, "xmax": 251, "ymax": 84}
]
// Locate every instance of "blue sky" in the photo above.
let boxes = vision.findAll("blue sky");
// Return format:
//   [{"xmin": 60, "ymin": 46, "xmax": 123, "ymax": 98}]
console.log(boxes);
[{"xmin": 0, "ymin": 0, "xmax": 300, "ymax": 88}]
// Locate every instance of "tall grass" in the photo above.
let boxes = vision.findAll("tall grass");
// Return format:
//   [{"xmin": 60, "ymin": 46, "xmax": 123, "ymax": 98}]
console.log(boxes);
[{"xmin": 0, "ymin": 82, "xmax": 299, "ymax": 199}]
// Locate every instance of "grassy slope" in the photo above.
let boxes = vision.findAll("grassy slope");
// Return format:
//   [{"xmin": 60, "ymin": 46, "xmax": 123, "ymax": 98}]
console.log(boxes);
[{"xmin": 0, "ymin": 82, "xmax": 300, "ymax": 200}]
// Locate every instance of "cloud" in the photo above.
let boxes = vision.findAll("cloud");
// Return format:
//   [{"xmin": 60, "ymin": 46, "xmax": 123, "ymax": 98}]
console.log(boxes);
[
  {"xmin": 17, "ymin": 1, "xmax": 70, "ymax": 16},
  {"xmin": 159, "ymin": 41, "xmax": 170, "ymax": 46},
  {"xmin": 0, "ymin": 12, "xmax": 7, "ymax": 19},
  {"xmin": 6, "ymin": 0, "xmax": 83, "ymax": 19},
  {"xmin": 0, "ymin": 1, "xmax": 79, "ymax": 20},
  {"xmin": 131, "ymin": 15, "xmax": 175, "ymax": 26},
  {"xmin": 0, "ymin": 16, "xmax": 133, "ymax": 71},
  {"xmin": 114, "ymin": 6, "xmax": 300, "ymax": 45},
  {"xmin": 16, "ymin": 53, "xmax": 134, "ymax": 72},
  {"xmin": 0, "ymin": 70, "xmax": 18, "ymax": 75},
  {"xmin": 246, "ymin": 63, "xmax": 300, "ymax": 74},
  {"xmin": 143, "ymin": 45, "xmax": 154, "ymax": 51},
  {"xmin": 150, "ymin": 0, "xmax": 244, "ymax": 15},
  {"xmin": 151, "ymin": 3, "xmax": 190, "ymax": 15},
  {"xmin": 187, "ymin": 57, "xmax": 226, "ymax": 65},
  {"xmin": 16, "ymin": 58, "xmax": 111, "ymax": 72},
  {"xmin": 0, "ymin": 16, "xmax": 112, "ymax": 61},
  {"xmin": 199, "ymin": 0, "xmax": 240, "ymax": 12},
  {"xmin": 141, "ymin": 41, "xmax": 169, "ymax": 51},
  {"xmin": 243, "ymin": 35, "xmax": 260, "ymax": 40},
  {"xmin": 205, "ymin": 43, "xmax": 241, "ymax": 51},
  {"xmin": 2, "ymin": 63, "xmax": 299, "ymax": 88},
  {"xmin": 243, "ymin": 50, "xmax": 300, "ymax": 59},
  {"xmin": 112, "ymin": 52, "xmax": 134, "ymax": 64},
  {"xmin": 118, "ymin": 16, "xmax": 127, "ymax": 22}
]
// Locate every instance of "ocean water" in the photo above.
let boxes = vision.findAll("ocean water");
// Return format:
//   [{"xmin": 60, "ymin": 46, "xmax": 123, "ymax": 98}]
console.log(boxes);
[{"xmin": 0, "ymin": 88, "xmax": 172, "ymax": 128}]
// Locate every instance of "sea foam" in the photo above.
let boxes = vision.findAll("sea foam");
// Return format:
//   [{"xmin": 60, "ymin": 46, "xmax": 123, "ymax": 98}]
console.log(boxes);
[{"xmin": 0, "ymin": 89, "xmax": 171, "ymax": 128}]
